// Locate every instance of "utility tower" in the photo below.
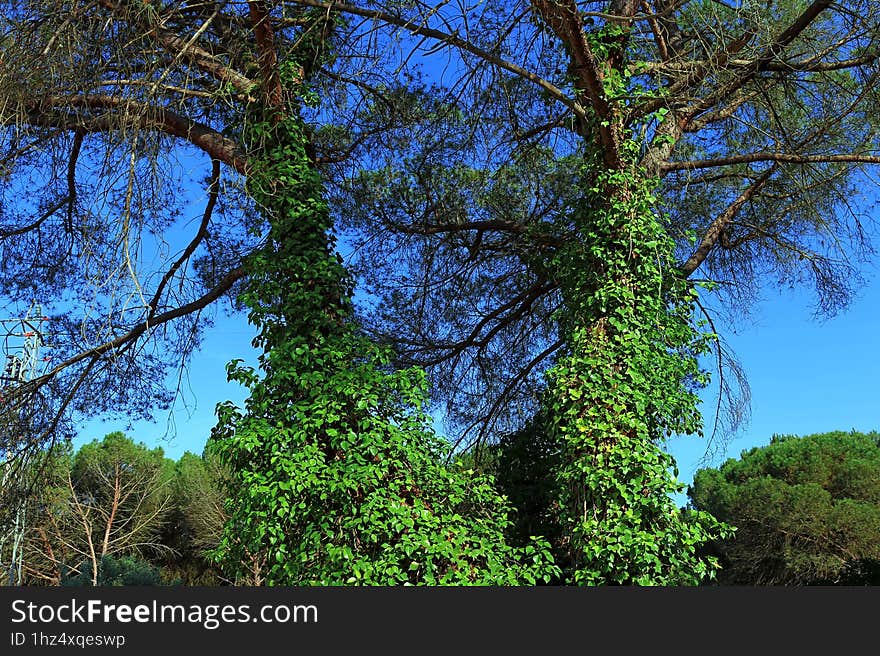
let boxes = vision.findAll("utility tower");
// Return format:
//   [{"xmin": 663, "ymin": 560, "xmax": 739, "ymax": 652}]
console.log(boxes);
[{"xmin": 0, "ymin": 301, "xmax": 50, "ymax": 586}]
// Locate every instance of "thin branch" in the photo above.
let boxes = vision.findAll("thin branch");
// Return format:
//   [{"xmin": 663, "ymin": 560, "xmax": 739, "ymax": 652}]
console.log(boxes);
[
  {"xmin": 30, "ymin": 266, "xmax": 246, "ymax": 392},
  {"xmin": 663, "ymin": 152, "xmax": 880, "ymax": 172},
  {"xmin": 458, "ymin": 338, "xmax": 564, "ymax": 449},
  {"xmin": 286, "ymin": 0, "xmax": 586, "ymax": 121},
  {"xmin": 147, "ymin": 159, "xmax": 221, "ymax": 321},
  {"xmin": 417, "ymin": 281, "xmax": 555, "ymax": 367},
  {"xmin": 65, "ymin": 130, "xmax": 85, "ymax": 234},
  {"xmin": 0, "ymin": 196, "xmax": 71, "ymax": 238},
  {"xmin": 680, "ymin": 165, "xmax": 778, "ymax": 276}
]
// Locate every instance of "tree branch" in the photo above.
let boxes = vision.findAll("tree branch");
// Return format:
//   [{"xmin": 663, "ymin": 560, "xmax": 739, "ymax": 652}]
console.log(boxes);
[
  {"xmin": 96, "ymin": 0, "xmax": 255, "ymax": 94},
  {"xmin": 23, "ymin": 95, "xmax": 249, "ymax": 175},
  {"xmin": 458, "ymin": 338, "xmax": 564, "ymax": 448},
  {"xmin": 531, "ymin": 0, "xmax": 622, "ymax": 168},
  {"xmin": 680, "ymin": 166, "xmax": 778, "ymax": 276},
  {"xmin": 65, "ymin": 130, "xmax": 84, "ymax": 234},
  {"xmin": 663, "ymin": 152, "xmax": 880, "ymax": 172},
  {"xmin": 248, "ymin": 1, "xmax": 284, "ymax": 110},
  {"xmin": 684, "ymin": 0, "xmax": 833, "ymax": 121},
  {"xmin": 30, "ymin": 266, "xmax": 246, "ymax": 392},
  {"xmin": 147, "ymin": 159, "xmax": 221, "ymax": 321},
  {"xmin": 0, "ymin": 196, "xmax": 71, "ymax": 238},
  {"xmin": 286, "ymin": 0, "xmax": 586, "ymax": 121}
]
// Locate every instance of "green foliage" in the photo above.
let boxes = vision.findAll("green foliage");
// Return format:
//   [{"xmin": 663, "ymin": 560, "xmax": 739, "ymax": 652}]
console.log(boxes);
[
  {"xmin": 539, "ymin": 140, "xmax": 730, "ymax": 584},
  {"xmin": 13, "ymin": 434, "xmax": 230, "ymax": 586},
  {"xmin": 689, "ymin": 430, "xmax": 880, "ymax": 585},
  {"xmin": 72, "ymin": 431, "xmax": 174, "ymax": 496},
  {"xmin": 158, "ymin": 448, "xmax": 228, "ymax": 585},
  {"xmin": 479, "ymin": 418, "xmax": 565, "ymax": 573},
  {"xmin": 10, "ymin": 432, "xmax": 187, "ymax": 586},
  {"xmin": 70, "ymin": 432, "xmax": 175, "ymax": 568},
  {"xmin": 61, "ymin": 554, "xmax": 165, "ymax": 587},
  {"xmin": 210, "ymin": 57, "xmax": 557, "ymax": 585}
]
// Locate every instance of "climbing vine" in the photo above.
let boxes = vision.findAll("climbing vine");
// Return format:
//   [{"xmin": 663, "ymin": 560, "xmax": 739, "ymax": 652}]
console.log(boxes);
[
  {"xmin": 545, "ymin": 161, "xmax": 727, "ymax": 584},
  {"xmin": 537, "ymin": 25, "xmax": 731, "ymax": 585},
  {"xmin": 210, "ymin": 32, "xmax": 557, "ymax": 585}
]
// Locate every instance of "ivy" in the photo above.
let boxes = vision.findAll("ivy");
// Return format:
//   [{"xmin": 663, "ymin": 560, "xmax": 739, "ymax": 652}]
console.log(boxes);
[
  {"xmin": 210, "ymin": 16, "xmax": 725, "ymax": 586},
  {"xmin": 528, "ymin": 29, "xmax": 732, "ymax": 582},
  {"xmin": 540, "ymin": 145, "xmax": 731, "ymax": 585},
  {"xmin": 210, "ymin": 43, "xmax": 557, "ymax": 585}
]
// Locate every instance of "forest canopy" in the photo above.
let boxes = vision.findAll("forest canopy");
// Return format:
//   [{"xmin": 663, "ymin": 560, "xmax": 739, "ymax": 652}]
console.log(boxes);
[
  {"xmin": 689, "ymin": 430, "xmax": 880, "ymax": 585},
  {"xmin": 2, "ymin": 1, "xmax": 880, "ymax": 585}
]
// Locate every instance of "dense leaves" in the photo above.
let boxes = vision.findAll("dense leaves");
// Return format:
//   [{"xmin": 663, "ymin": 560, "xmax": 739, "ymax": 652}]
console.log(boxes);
[
  {"xmin": 540, "ymin": 147, "xmax": 729, "ymax": 584},
  {"xmin": 62, "ymin": 554, "xmax": 165, "ymax": 587},
  {"xmin": 489, "ymin": 417, "xmax": 565, "ymax": 560},
  {"xmin": 159, "ymin": 447, "xmax": 228, "ymax": 585},
  {"xmin": 209, "ymin": 52, "xmax": 556, "ymax": 585},
  {"xmin": 689, "ymin": 430, "xmax": 880, "ymax": 585}
]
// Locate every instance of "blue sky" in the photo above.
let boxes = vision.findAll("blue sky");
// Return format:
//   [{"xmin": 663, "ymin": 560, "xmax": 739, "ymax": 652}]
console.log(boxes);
[
  {"xmin": 669, "ymin": 262, "xmax": 880, "ymax": 503},
  {"xmin": 71, "ymin": 253, "xmax": 880, "ymax": 507}
]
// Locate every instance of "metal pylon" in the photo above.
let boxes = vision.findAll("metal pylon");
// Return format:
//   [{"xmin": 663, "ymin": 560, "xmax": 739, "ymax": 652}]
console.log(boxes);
[{"xmin": 0, "ymin": 301, "xmax": 50, "ymax": 586}]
